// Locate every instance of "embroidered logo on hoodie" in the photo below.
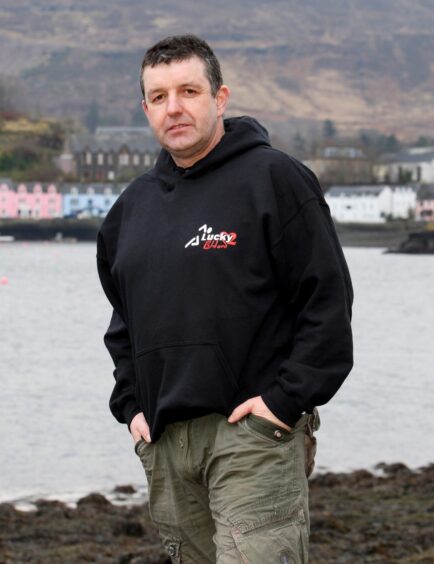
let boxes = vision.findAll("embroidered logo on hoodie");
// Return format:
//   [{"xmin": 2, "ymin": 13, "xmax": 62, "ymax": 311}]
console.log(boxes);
[{"xmin": 185, "ymin": 224, "xmax": 238, "ymax": 250}]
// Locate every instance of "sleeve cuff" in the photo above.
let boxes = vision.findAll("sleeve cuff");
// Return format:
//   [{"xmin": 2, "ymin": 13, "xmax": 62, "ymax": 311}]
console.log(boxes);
[
  {"xmin": 123, "ymin": 402, "xmax": 142, "ymax": 433},
  {"xmin": 261, "ymin": 381, "xmax": 303, "ymax": 428}
]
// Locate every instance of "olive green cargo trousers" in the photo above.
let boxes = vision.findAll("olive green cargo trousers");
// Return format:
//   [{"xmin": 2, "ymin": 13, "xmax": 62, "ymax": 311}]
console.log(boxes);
[{"xmin": 135, "ymin": 411, "xmax": 317, "ymax": 563}]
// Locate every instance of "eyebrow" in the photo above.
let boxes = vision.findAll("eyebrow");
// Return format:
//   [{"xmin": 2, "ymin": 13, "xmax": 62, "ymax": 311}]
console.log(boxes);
[{"xmin": 146, "ymin": 82, "xmax": 203, "ymax": 97}]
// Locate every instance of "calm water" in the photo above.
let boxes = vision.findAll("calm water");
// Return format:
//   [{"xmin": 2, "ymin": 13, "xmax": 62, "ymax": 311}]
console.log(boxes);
[{"xmin": 1, "ymin": 243, "xmax": 433, "ymax": 504}]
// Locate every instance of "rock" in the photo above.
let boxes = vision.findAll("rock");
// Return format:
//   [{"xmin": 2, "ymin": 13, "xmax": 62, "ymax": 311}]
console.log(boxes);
[
  {"xmin": 114, "ymin": 484, "xmax": 137, "ymax": 494},
  {"xmin": 113, "ymin": 519, "xmax": 145, "ymax": 537},
  {"xmin": 76, "ymin": 492, "xmax": 111, "ymax": 507},
  {"xmin": 375, "ymin": 462, "xmax": 412, "ymax": 476},
  {"xmin": 0, "ymin": 503, "xmax": 19, "ymax": 523}
]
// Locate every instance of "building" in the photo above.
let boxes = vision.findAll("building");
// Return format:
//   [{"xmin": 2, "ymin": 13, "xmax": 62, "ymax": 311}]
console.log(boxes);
[
  {"xmin": 374, "ymin": 148, "xmax": 434, "ymax": 184},
  {"xmin": 325, "ymin": 185, "xmax": 417, "ymax": 223},
  {"xmin": 416, "ymin": 184, "xmax": 434, "ymax": 221},
  {"xmin": 0, "ymin": 180, "xmax": 62, "ymax": 219},
  {"xmin": 61, "ymin": 183, "xmax": 125, "ymax": 218},
  {"xmin": 56, "ymin": 126, "xmax": 159, "ymax": 182},
  {"xmin": 303, "ymin": 147, "xmax": 373, "ymax": 185}
]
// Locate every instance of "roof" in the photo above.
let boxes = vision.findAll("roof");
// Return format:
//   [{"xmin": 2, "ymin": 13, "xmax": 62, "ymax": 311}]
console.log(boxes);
[
  {"xmin": 416, "ymin": 184, "xmax": 434, "ymax": 201},
  {"xmin": 326, "ymin": 184, "xmax": 417, "ymax": 198},
  {"xmin": 378, "ymin": 150, "xmax": 434, "ymax": 164},
  {"xmin": 326, "ymin": 185, "xmax": 386, "ymax": 197},
  {"xmin": 322, "ymin": 146, "xmax": 366, "ymax": 159},
  {"xmin": 70, "ymin": 128, "xmax": 159, "ymax": 153},
  {"xmin": 58, "ymin": 183, "xmax": 126, "ymax": 195},
  {"xmin": 0, "ymin": 181, "xmax": 126, "ymax": 195}
]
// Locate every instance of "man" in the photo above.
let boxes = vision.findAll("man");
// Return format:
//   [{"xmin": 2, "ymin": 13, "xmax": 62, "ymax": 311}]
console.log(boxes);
[{"xmin": 97, "ymin": 34, "xmax": 353, "ymax": 563}]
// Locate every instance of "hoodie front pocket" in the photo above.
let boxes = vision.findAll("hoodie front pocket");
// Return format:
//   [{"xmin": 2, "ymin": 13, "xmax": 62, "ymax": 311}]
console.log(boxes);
[{"xmin": 134, "ymin": 341, "xmax": 239, "ymax": 422}]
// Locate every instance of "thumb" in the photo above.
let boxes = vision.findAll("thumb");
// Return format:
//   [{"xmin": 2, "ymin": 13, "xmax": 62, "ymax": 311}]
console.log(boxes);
[{"xmin": 228, "ymin": 400, "xmax": 253, "ymax": 423}]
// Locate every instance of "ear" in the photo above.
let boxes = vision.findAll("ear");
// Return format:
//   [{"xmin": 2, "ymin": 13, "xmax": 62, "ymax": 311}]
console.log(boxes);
[
  {"xmin": 141, "ymin": 99, "xmax": 149, "ymax": 118},
  {"xmin": 215, "ymin": 85, "xmax": 230, "ymax": 117}
]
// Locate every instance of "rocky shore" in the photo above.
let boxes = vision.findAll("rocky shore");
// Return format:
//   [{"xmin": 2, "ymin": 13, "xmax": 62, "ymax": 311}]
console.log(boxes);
[{"xmin": 1, "ymin": 463, "xmax": 433, "ymax": 563}]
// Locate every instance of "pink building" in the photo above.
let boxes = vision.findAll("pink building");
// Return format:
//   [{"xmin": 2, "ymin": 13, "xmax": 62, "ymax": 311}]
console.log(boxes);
[
  {"xmin": 416, "ymin": 185, "xmax": 434, "ymax": 221},
  {"xmin": 0, "ymin": 182, "xmax": 62, "ymax": 219}
]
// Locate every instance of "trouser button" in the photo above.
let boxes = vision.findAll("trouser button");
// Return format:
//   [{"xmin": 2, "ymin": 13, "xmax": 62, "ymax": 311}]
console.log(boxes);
[{"xmin": 274, "ymin": 430, "xmax": 283, "ymax": 439}]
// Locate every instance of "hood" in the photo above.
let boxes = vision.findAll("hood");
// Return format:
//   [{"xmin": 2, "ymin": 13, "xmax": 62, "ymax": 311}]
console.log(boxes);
[{"xmin": 153, "ymin": 115, "xmax": 271, "ymax": 180}]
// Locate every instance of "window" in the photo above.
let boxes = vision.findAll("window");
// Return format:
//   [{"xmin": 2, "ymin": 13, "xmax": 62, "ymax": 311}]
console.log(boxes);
[
  {"xmin": 144, "ymin": 154, "xmax": 151, "ymax": 166},
  {"xmin": 97, "ymin": 153, "xmax": 104, "ymax": 165},
  {"xmin": 71, "ymin": 186, "xmax": 79, "ymax": 195},
  {"xmin": 103, "ymin": 187, "xmax": 112, "ymax": 195},
  {"xmin": 119, "ymin": 153, "xmax": 129, "ymax": 166},
  {"xmin": 48, "ymin": 198, "xmax": 56, "ymax": 204},
  {"xmin": 70, "ymin": 198, "xmax": 79, "ymax": 206},
  {"xmin": 133, "ymin": 154, "xmax": 140, "ymax": 166},
  {"xmin": 108, "ymin": 154, "xmax": 113, "ymax": 165},
  {"xmin": 85, "ymin": 152, "xmax": 92, "ymax": 165},
  {"xmin": 104, "ymin": 198, "xmax": 111, "ymax": 206}
]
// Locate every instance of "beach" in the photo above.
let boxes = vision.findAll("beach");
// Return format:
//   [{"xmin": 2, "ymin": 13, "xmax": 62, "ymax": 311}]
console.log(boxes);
[{"xmin": 1, "ymin": 462, "xmax": 433, "ymax": 563}]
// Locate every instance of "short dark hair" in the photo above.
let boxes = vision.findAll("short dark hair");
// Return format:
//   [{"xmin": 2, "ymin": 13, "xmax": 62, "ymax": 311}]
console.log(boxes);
[{"xmin": 140, "ymin": 34, "xmax": 223, "ymax": 98}]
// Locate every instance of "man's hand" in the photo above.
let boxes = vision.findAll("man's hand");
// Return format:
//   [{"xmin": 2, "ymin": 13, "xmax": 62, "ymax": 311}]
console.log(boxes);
[
  {"xmin": 130, "ymin": 412, "xmax": 152, "ymax": 444},
  {"xmin": 227, "ymin": 395, "xmax": 292, "ymax": 431}
]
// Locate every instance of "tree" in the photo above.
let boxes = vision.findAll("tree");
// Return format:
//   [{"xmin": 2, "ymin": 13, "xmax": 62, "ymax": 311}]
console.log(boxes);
[
  {"xmin": 293, "ymin": 131, "xmax": 306, "ymax": 156},
  {"xmin": 383, "ymin": 134, "xmax": 400, "ymax": 153},
  {"xmin": 323, "ymin": 119, "xmax": 337, "ymax": 139}
]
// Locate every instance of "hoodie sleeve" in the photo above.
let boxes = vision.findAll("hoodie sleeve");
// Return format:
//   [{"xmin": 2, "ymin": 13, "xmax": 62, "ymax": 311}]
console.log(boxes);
[
  {"xmin": 261, "ymin": 195, "xmax": 354, "ymax": 427},
  {"xmin": 96, "ymin": 233, "xmax": 142, "ymax": 429}
]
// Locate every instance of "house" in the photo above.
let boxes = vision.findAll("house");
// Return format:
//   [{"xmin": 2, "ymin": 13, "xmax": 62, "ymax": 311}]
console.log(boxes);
[
  {"xmin": 374, "ymin": 148, "xmax": 434, "ymax": 183},
  {"xmin": 0, "ymin": 180, "xmax": 62, "ymax": 219},
  {"xmin": 303, "ymin": 147, "xmax": 373, "ymax": 185},
  {"xmin": 416, "ymin": 184, "xmax": 434, "ymax": 221},
  {"xmin": 56, "ymin": 126, "xmax": 160, "ymax": 181},
  {"xmin": 60, "ymin": 183, "xmax": 125, "ymax": 218},
  {"xmin": 325, "ymin": 185, "xmax": 417, "ymax": 223}
]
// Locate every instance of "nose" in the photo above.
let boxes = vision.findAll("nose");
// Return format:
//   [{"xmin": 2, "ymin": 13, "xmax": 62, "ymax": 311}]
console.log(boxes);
[{"xmin": 166, "ymin": 93, "xmax": 182, "ymax": 116}]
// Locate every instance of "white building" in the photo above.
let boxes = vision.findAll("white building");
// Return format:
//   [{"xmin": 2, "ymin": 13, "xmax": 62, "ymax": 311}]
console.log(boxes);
[
  {"xmin": 325, "ymin": 185, "xmax": 417, "ymax": 223},
  {"xmin": 375, "ymin": 148, "xmax": 434, "ymax": 183}
]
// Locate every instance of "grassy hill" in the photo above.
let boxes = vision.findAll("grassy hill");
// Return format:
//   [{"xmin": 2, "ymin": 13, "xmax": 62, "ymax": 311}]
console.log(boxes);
[{"xmin": 1, "ymin": 0, "xmax": 434, "ymax": 139}]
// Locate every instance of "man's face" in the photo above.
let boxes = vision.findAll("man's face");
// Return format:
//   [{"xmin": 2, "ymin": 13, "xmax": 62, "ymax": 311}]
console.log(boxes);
[{"xmin": 142, "ymin": 56, "xmax": 229, "ymax": 167}]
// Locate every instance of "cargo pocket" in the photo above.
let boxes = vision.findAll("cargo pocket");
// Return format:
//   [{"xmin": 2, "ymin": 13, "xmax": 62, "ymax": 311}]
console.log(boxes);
[
  {"xmin": 134, "ymin": 341, "xmax": 239, "ymax": 419},
  {"xmin": 161, "ymin": 534, "xmax": 182, "ymax": 563},
  {"xmin": 230, "ymin": 494, "xmax": 308, "ymax": 564}
]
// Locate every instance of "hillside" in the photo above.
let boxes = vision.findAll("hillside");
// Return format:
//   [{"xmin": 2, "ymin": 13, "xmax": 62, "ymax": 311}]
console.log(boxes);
[{"xmin": 1, "ymin": 0, "xmax": 434, "ymax": 138}]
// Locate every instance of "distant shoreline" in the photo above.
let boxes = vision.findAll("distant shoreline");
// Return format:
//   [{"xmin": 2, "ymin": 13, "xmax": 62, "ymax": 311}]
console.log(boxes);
[
  {"xmin": 1, "ymin": 462, "xmax": 432, "ymax": 563},
  {"xmin": 0, "ymin": 218, "xmax": 427, "ymax": 248}
]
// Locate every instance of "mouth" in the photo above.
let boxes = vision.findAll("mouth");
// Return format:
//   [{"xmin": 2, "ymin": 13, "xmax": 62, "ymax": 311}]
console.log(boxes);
[{"xmin": 167, "ymin": 123, "xmax": 191, "ymax": 132}]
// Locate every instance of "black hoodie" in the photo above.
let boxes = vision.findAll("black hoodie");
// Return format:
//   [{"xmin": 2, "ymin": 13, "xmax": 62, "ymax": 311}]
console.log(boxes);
[{"xmin": 96, "ymin": 116, "xmax": 353, "ymax": 442}]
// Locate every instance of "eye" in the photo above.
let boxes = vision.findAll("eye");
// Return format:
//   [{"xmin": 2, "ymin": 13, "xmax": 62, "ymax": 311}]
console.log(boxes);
[
  {"xmin": 184, "ymin": 88, "xmax": 197, "ymax": 96},
  {"xmin": 151, "ymin": 93, "xmax": 165, "ymax": 103}
]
